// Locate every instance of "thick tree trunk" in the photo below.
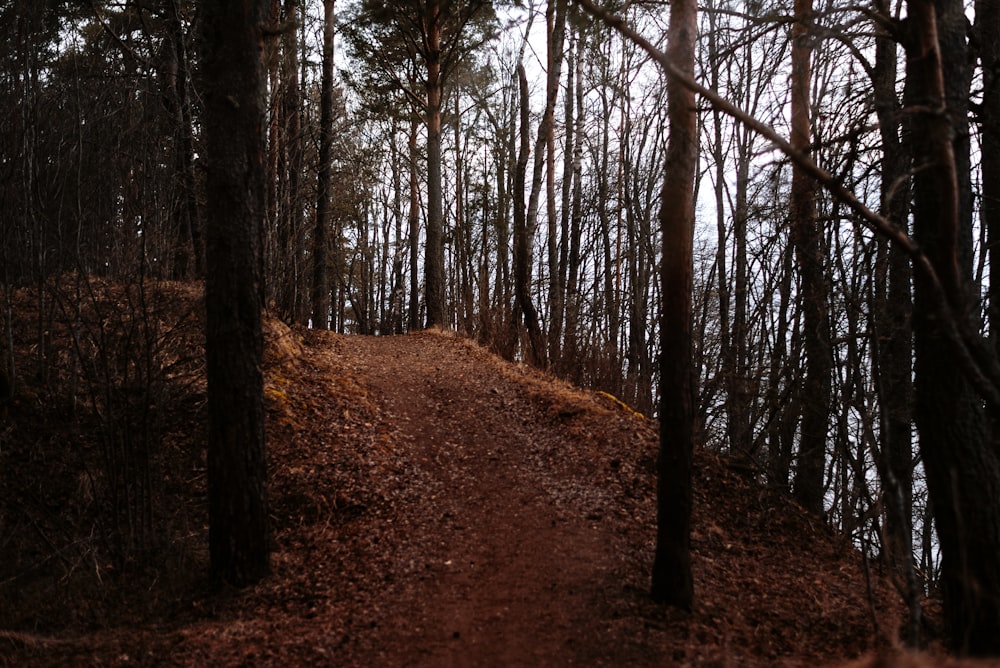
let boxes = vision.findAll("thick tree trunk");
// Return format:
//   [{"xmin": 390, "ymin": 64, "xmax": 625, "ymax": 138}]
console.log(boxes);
[
  {"xmin": 200, "ymin": 0, "xmax": 270, "ymax": 587},
  {"xmin": 977, "ymin": 0, "xmax": 1000, "ymax": 447},
  {"xmin": 907, "ymin": 0, "xmax": 1000, "ymax": 653},
  {"xmin": 650, "ymin": 0, "xmax": 697, "ymax": 610}
]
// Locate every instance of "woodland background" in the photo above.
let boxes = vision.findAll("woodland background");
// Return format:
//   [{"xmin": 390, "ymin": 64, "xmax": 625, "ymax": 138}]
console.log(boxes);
[{"xmin": 3, "ymin": 0, "xmax": 1000, "ymax": 658}]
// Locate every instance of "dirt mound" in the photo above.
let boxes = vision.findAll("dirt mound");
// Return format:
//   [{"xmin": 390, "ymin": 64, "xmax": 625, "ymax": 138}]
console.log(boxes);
[{"xmin": 0, "ymin": 284, "xmax": 941, "ymax": 665}]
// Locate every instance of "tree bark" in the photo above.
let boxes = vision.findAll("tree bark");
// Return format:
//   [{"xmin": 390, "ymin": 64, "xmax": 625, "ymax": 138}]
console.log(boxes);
[
  {"xmin": 270, "ymin": 0, "xmax": 304, "ymax": 323},
  {"xmin": 165, "ymin": 0, "xmax": 203, "ymax": 279},
  {"xmin": 454, "ymin": 95, "xmax": 474, "ymax": 331},
  {"xmin": 789, "ymin": 0, "xmax": 831, "ymax": 516},
  {"xmin": 871, "ymin": 6, "xmax": 918, "ymax": 644},
  {"xmin": 200, "ymin": 0, "xmax": 270, "ymax": 587},
  {"xmin": 265, "ymin": 0, "xmax": 281, "ymax": 288},
  {"xmin": 562, "ymin": 31, "xmax": 585, "ymax": 383},
  {"xmin": 545, "ymin": 0, "xmax": 568, "ymax": 365},
  {"xmin": 705, "ymin": 0, "xmax": 750, "ymax": 457},
  {"xmin": 556, "ymin": 24, "xmax": 577, "ymax": 373},
  {"xmin": 907, "ymin": 0, "xmax": 1000, "ymax": 652},
  {"xmin": 312, "ymin": 0, "xmax": 335, "ymax": 330},
  {"xmin": 650, "ymin": 0, "xmax": 697, "ymax": 610},
  {"xmin": 522, "ymin": 0, "xmax": 567, "ymax": 368},
  {"xmin": 423, "ymin": 5, "xmax": 446, "ymax": 328},
  {"xmin": 595, "ymin": 59, "xmax": 620, "ymax": 380},
  {"xmin": 768, "ymin": 240, "xmax": 797, "ymax": 490},
  {"xmin": 977, "ymin": 0, "xmax": 1000, "ymax": 448},
  {"xmin": 407, "ymin": 115, "xmax": 422, "ymax": 331},
  {"xmin": 513, "ymin": 63, "xmax": 545, "ymax": 366}
]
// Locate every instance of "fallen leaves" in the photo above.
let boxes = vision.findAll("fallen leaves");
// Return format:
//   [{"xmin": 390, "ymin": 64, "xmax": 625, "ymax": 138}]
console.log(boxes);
[{"xmin": 0, "ymin": 290, "xmax": 929, "ymax": 666}]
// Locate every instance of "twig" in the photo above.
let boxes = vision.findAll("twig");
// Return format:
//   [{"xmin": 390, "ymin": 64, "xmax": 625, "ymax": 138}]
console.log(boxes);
[{"xmin": 573, "ymin": 0, "xmax": 1000, "ymax": 408}]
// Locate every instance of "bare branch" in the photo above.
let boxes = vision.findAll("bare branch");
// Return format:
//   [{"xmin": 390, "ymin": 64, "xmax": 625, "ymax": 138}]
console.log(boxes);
[{"xmin": 572, "ymin": 0, "xmax": 1000, "ymax": 407}]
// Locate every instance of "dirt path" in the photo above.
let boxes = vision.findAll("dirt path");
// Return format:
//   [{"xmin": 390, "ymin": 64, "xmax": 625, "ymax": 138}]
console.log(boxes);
[
  {"xmin": 336, "ymin": 332, "xmax": 653, "ymax": 666},
  {"xmin": 3, "ymin": 324, "xmax": 911, "ymax": 667}
]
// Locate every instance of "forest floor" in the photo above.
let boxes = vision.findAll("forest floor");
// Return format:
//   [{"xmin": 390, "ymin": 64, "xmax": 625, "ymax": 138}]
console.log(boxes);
[{"xmin": 0, "ymin": 281, "xmax": 981, "ymax": 666}]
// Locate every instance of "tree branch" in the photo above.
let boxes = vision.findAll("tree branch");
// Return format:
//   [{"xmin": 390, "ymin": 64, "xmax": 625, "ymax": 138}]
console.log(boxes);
[{"xmin": 573, "ymin": 0, "xmax": 1000, "ymax": 408}]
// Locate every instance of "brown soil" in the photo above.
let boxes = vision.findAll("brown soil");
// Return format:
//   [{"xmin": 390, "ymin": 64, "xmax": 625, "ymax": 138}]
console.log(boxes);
[{"xmin": 0, "ymin": 288, "xmax": 965, "ymax": 666}]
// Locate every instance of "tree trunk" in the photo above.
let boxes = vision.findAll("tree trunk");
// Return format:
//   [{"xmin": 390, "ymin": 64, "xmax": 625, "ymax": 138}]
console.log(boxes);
[
  {"xmin": 650, "ymin": 0, "xmax": 697, "ymax": 610},
  {"xmin": 545, "ymin": 0, "xmax": 568, "ymax": 364},
  {"xmin": 907, "ymin": 0, "xmax": 1000, "ymax": 652},
  {"xmin": 977, "ymin": 0, "xmax": 1000, "ymax": 448},
  {"xmin": 312, "ymin": 0, "xmax": 335, "ymax": 330},
  {"xmin": 871, "ymin": 9, "xmax": 918, "ymax": 645},
  {"xmin": 424, "ymin": 6, "xmax": 446, "ymax": 328},
  {"xmin": 390, "ymin": 124, "xmax": 406, "ymax": 334},
  {"xmin": 492, "ymin": 87, "xmax": 514, "ymax": 353},
  {"xmin": 768, "ymin": 240, "xmax": 797, "ymax": 490},
  {"xmin": 407, "ymin": 115, "xmax": 421, "ymax": 331},
  {"xmin": 596, "ymin": 67, "xmax": 620, "ymax": 380},
  {"xmin": 454, "ymin": 95, "xmax": 474, "ymax": 331},
  {"xmin": 789, "ymin": 0, "xmax": 831, "ymax": 516},
  {"xmin": 513, "ymin": 63, "xmax": 545, "ymax": 366},
  {"xmin": 200, "ymin": 0, "xmax": 270, "ymax": 587},
  {"xmin": 556, "ymin": 24, "xmax": 577, "ymax": 372},
  {"xmin": 166, "ymin": 0, "xmax": 203, "ymax": 279},
  {"xmin": 563, "ymin": 32, "xmax": 585, "ymax": 383},
  {"xmin": 265, "ymin": 0, "xmax": 281, "ymax": 291},
  {"xmin": 269, "ymin": 0, "xmax": 303, "ymax": 322},
  {"xmin": 730, "ymin": 153, "xmax": 750, "ymax": 455},
  {"xmin": 523, "ymin": 0, "xmax": 567, "ymax": 368},
  {"xmin": 705, "ymin": 0, "xmax": 750, "ymax": 457}
]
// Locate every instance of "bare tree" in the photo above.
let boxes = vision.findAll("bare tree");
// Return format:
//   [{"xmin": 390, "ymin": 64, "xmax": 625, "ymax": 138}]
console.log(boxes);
[
  {"xmin": 976, "ymin": 0, "xmax": 1000, "ymax": 448},
  {"xmin": 341, "ymin": 0, "xmax": 498, "ymax": 328},
  {"xmin": 868, "ymin": 0, "xmax": 918, "ymax": 643},
  {"xmin": 512, "ymin": 62, "xmax": 546, "ymax": 364},
  {"xmin": 906, "ymin": 0, "xmax": 1000, "ymax": 652},
  {"xmin": 200, "ymin": 0, "xmax": 270, "ymax": 587},
  {"xmin": 638, "ymin": 0, "xmax": 699, "ymax": 609},
  {"xmin": 312, "ymin": 0, "xmax": 336, "ymax": 330},
  {"xmin": 789, "ymin": 0, "xmax": 831, "ymax": 516}
]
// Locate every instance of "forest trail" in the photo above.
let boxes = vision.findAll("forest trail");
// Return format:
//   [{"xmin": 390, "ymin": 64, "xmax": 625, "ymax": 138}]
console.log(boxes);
[
  {"xmin": 333, "ymin": 332, "xmax": 649, "ymax": 666},
  {"xmin": 3, "ymin": 322, "xmax": 918, "ymax": 666}
]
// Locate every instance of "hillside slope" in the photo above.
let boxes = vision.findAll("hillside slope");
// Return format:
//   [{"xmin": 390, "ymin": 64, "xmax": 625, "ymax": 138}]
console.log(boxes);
[{"xmin": 1, "ymin": 299, "xmax": 922, "ymax": 665}]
